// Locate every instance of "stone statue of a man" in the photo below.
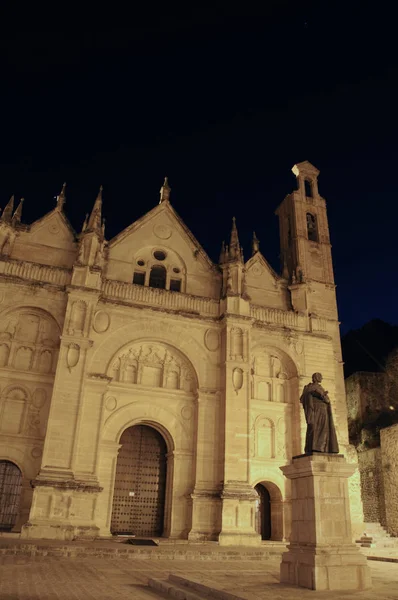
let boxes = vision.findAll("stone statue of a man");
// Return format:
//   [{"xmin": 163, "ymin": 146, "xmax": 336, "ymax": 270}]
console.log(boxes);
[{"xmin": 300, "ymin": 372, "xmax": 339, "ymax": 454}]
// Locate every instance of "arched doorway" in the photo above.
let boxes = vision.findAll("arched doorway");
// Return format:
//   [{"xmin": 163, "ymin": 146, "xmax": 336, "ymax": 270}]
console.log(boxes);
[
  {"xmin": 255, "ymin": 483, "xmax": 271, "ymax": 540},
  {"xmin": 111, "ymin": 425, "xmax": 167, "ymax": 537},
  {"xmin": 0, "ymin": 461, "xmax": 23, "ymax": 531}
]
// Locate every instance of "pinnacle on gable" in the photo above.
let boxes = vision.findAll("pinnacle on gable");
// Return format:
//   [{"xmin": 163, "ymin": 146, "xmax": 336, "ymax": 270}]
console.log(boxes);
[
  {"xmin": 228, "ymin": 216, "xmax": 243, "ymax": 262},
  {"xmin": 85, "ymin": 186, "xmax": 103, "ymax": 234},
  {"xmin": 219, "ymin": 240, "xmax": 226, "ymax": 264},
  {"xmin": 0, "ymin": 195, "xmax": 15, "ymax": 223},
  {"xmin": 159, "ymin": 177, "xmax": 171, "ymax": 203},
  {"xmin": 12, "ymin": 198, "xmax": 24, "ymax": 225}
]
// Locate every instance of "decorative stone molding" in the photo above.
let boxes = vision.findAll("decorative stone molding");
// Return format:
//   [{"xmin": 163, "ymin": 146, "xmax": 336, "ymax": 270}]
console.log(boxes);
[
  {"xmin": 66, "ymin": 343, "xmax": 80, "ymax": 371},
  {"xmin": 102, "ymin": 278, "xmax": 219, "ymax": 316},
  {"xmin": 92, "ymin": 310, "xmax": 110, "ymax": 333},
  {"xmin": 0, "ymin": 257, "xmax": 70, "ymax": 286},
  {"xmin": 232, "ymin": 367, "xmax": 244, "ymax": 394},
  {"xmin": 30, "ymin": 478, "xmax": 103, "ymax": 493},
  {"xmin": 204, "ymin": 328, "xmax": 220, "ymax": 351},
  {"xmin": 250, "ymin": 304, "xmax": 306, "ymax": 329},
  {"xmin": 221, "ymin": 481, "xmax": 259, "ymax": 500}
]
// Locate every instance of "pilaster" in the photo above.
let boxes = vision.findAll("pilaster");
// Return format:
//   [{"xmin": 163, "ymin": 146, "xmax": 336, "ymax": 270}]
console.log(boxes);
[
  {"xmin": 218, "ymin": 304, "xmax": 261, "ymax": 546},
  {"xmin": 189, "ymin": 388, "xmax": 222, "ymax": 541},
  {"xmin": 21, "ymin": 284, "xmax": 102, "ymax": 540}
]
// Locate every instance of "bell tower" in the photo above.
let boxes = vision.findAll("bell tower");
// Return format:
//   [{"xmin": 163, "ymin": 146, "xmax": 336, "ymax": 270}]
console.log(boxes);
[{"xmin": 275, "ymin": 161, "xmax": 336, "ymax": 318}]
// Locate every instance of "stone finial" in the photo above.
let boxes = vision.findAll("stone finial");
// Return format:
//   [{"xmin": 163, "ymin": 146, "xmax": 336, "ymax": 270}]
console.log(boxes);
[
  {"xmin": 56, "ymin": 183, "xmax": 66, "ymax": 210},
  {"xmin": 159, "ymin": 177, "xmax": 171, "ymax": 203},
  {"xmin": 252, "ymin": 231, "xmax": 260, "ymax": 255}
]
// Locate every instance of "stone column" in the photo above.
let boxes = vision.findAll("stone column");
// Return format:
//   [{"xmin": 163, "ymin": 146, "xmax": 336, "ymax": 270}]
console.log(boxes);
[
  {"xmin": 189, "ymin": 389, "xmax": 221, "ymax": 541},
  {"xmin": 280, "ymin": 454, "xmax": 371, "ymax": 591}
]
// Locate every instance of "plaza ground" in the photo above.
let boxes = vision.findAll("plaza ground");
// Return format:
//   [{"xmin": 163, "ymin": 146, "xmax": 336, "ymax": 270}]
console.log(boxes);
[{"xmin": 1, "ymin": 555, "xmax": 398, "ymax": 600}]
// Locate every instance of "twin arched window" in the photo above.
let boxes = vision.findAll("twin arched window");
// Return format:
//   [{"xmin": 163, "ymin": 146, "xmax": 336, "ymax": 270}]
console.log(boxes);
[{"xmin": 132, "ymin": 254, "xmax": 182, "ymax": 292}]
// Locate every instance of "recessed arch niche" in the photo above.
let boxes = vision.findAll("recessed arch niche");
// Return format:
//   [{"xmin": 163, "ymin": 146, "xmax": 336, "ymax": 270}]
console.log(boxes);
[{"xmin": 250, "ymin": 346, "xmax": 298, "ymax": 403}]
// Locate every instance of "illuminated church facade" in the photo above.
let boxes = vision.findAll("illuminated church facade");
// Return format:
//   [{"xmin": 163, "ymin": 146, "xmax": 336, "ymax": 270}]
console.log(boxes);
[{"xmin": 0, "ymin": 161, "xmax": 363, "ymax": 543}]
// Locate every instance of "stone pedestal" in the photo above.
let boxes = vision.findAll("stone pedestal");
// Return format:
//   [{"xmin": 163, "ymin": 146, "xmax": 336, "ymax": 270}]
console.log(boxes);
[
  {"xmin": 218, "ymin": 482, "xmax": 261, "ymax": 546},
  {"xmin": 280, "ymin": 454, "xmax": 371, "ymax": 591}
]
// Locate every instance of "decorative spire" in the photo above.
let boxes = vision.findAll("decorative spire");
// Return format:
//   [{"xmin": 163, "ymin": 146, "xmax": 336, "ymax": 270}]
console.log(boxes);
[
  {"xmin": 252, "ymin": 231, "xmax": 260, "ymax": 255},
  {"xmin": 56, "ymin": 183, "xmax": 66, "ymax": 210},
  {"xmin": 159, "ymin": 177, "xmax": 171, "ymax": 203},
  {"xmin": 86, "ymin": 186, "xmax": 103, "ymax": 233},
  {"xmin": 228, "ymin": 216, "xmax": 243, "ymax": 261},
  {"xmin": 219, "ymin": 240, "xmax": 226, "ymax": 264},
  {"xmin": 12, "ymin": 198, "xmax": 24, "ymax": 225},
  {"xmin": 0, "ymin": 195, "xmax": 15, "ymax": 223},
  {"xmin": 81, "ymin": 213, "xmax": 89, "ymax": 233}
]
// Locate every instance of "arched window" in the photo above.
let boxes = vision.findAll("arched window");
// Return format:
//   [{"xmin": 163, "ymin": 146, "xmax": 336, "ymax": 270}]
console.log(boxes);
[
  {"xmin": 0, "ymin": 461, "xmax": 22, "ymax": 531},
  {"xmin": 149, "ymin": 265, "xmax": 167, "ymax": 289},
  {"xmin": 304, "ymin": 179, "xmax": 313, "ymax": 198},
  {"xmin": 306, "ymin": 213, "xmax": 318, "ymax": 242}
]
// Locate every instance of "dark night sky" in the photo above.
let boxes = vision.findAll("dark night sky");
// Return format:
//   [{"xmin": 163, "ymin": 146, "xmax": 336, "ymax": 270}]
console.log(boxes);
[{"xmin": 0, "ymin": 2, "xmax": 397, "ymax": 334}]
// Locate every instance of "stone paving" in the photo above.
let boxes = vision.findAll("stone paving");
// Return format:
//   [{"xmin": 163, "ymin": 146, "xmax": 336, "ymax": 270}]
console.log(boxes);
[{"xmin": 1, "ymin": 556, "xmax": 398, "ymax": 600}]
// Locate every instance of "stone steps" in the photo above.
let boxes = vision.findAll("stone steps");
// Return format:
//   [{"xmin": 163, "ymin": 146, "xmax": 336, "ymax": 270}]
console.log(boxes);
[
  {"xmin": 148, "ymin": 574, "xmax": 244, "ymax": 600},
  {"xmin": 356, "ymin": 523, "xmax": 398, "ymax": 549},
  {"xmin": 0, "ymin": 538, "xmax": 286, "ymax": 561}
]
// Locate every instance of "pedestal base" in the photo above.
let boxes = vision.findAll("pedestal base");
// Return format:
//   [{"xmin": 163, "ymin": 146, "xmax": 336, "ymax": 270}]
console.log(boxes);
[
  {"xmin": 21, "ymin": 522, "xmax": 100, "ymax": 541},
  {"xmin": 218, "ymin": 531, "xmax": 261, "ymax": 546},
  {"xmin": 22, "ymin": 476, "xmax": 103, "ymax": 541},
  {"xmin": 279, "ymin": 453, "xmax": 371, "ymax": 591},
  {"xmin": 280, "ymin": 544, "xmax": 371, "ymax": 591}
]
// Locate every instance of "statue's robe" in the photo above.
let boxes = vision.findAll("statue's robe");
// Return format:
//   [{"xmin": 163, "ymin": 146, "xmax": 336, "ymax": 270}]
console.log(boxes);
[{"xmin": 300, "ymin": 382, "xmax": 339, "ymax": 454}]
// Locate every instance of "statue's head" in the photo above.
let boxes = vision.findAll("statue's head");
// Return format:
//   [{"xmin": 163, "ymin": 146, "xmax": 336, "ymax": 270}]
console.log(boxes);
[{"xmin": 312, "ymin": 372, "xmax": 323, "ymax": 383}]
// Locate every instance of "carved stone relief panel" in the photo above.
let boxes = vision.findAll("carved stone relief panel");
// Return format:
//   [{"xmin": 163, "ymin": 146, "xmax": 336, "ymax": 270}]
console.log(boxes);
[
  {"xmin": 250, "ymin": 350, "xmax": 292, "ymax": 403},
  {"xmin": 68, "ymin": 301, "xmax": 87, "ymax": 336},
  {"xmin": 230, "ymin": 327, "xmax": 243, "ymax": 360},
  {"xmin": 0, "ymin": 309, "xmax": 60, "ymax": 374},
  {"xmin": 111, "ymin": 342, "xmax": 196, "ymax": 393}
]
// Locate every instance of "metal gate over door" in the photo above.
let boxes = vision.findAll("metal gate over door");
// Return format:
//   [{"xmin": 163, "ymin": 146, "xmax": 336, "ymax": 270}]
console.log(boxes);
[
  {"xmin": 111, "ymin": 425, "xmax": 167, "ymax": 536},
  {"xmin": 0, "ymin": 461, "xmax": 22, "ymax": 531}
]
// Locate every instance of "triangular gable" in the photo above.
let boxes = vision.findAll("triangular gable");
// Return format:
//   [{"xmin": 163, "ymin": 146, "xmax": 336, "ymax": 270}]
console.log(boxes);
[
  {"xmin": 109, "ymin": 201, "xmax": 215, "ymax": 271},
  {"xmin": 245, "ymin": 252, "xmax": 288, "ymax": 310},
  {"xmin": 245, "ymin": 252, "xmax": 280, "ymax": 282},
  {"xmin": 27, "ymin": 209, "xmax": 76, "ymax": 249}
]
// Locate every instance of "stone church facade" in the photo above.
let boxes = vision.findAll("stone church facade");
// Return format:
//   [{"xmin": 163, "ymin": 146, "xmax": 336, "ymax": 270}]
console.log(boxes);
[{"xmin": 0, "ymin": 161, "xmax": 363, "ymax": 543}]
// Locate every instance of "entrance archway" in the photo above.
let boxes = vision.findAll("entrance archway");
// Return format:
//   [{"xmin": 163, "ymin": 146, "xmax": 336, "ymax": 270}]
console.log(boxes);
[
  {"xmin": 255, "ymin": 483, "xmax": 271, "ymax": 540},
  {"xmin": 0, "ymin": 460, "xmax": 22, "ymax": 531},
  {"xmin": 111, "ymin": 425, "xmax": 167, "ymax": 537},
  {"xmin": 254, "ymin": 480, "xmax": 284, "ymax": 541}
]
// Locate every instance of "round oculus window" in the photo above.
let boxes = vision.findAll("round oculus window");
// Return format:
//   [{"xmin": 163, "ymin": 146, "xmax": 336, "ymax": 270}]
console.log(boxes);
[
  {"xmin": 153, "ymin": 250, "xmax": 167, "ymax": 261},
  {"xmin": 173, "ymin": 267, "xmax": 180, "ymax": 274},
  {"xmin": 137, "ymin": 259, "xmax": 145, "ymax": 266}
]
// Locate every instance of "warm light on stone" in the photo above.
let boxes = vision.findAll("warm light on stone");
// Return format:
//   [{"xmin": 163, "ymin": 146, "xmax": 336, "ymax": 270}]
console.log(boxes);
[{"xmin": 0, "ymin": 165, "xmax": 364, "ymax": 547}]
